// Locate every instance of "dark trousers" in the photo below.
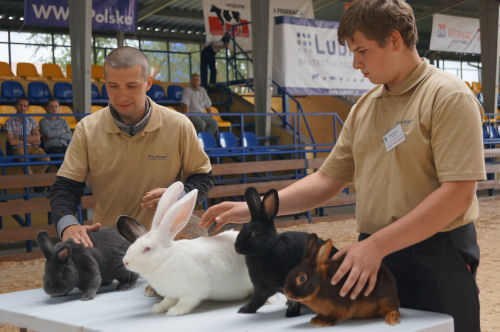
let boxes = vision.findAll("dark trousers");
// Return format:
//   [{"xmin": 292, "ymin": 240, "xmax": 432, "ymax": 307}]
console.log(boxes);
[
  {"xmin": 359, "ymin": 222, "xmax": 480, "ymax": 332},
  {"xmin": 201, "ymin": 48, "xmax": 216, "ymax": 88}
]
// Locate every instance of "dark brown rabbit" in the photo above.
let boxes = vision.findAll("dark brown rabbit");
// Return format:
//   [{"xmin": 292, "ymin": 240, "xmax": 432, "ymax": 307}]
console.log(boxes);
[{"xmin": 284, "ymin": 233, "xmax": 400, "ymax": 326}]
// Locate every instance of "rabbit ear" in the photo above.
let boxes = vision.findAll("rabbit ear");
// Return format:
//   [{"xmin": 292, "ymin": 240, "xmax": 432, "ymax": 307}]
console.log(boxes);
[
  {"xmin": 155, "ymin": 189, "xmax": 198, "ymax": 244},
  {"xmin": 303, "ymin": 233, "xmax": 319, "ymax": 261},
  {"xmin": 245, "ymin": 187, "xmax": 261, "ymax": 220},
  {"xmin": 261, "ymin": 189, "xmax": 279, "ymax": 221},
  {"xmin": 36, "ymin": 230, "xmax": 54, "ymax": 259},
  {"xmin": 315, "ymin": 239, "xmax": 333, "ymax": 267},
  {"xmin": 116, "ymin": 215, "xmax": 146, "ymax": 243},
  {"xmin": 55, "ymin": 243, "xmax": 72, "ymax": 263},
  {"xmin": 151, "ymin": 182, "xmax": 184, "ymax": 230}
]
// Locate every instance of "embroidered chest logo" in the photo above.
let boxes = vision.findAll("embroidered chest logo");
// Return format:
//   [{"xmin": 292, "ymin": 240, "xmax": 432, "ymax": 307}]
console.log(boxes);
[
  {"xmin": 148, "ymin": 154, "xmax": 168, "ymax": 160},
  {"xmin": 396, "ymin": 119, "xmax": 414, "ymax": 126}
]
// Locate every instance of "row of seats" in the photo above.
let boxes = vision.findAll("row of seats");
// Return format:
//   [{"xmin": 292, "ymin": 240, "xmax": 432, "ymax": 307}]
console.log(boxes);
[
  {"xmin": 0, "ymin": 104, "xmax": 104, "ymax": 129},
  {"xmin": 0, "ymin": 80, "xmax": 185, "ymax": 106},
  {"xmin": 0, "ymin": 80, "xmax": 109, "ymax": 105},
  {"xmin": 198, "ymin": 131, "xmax": 270, "ymax": 153},
  {"xmin": 0, "ymin": 61, "xmax": 105, "ymax": 82}
]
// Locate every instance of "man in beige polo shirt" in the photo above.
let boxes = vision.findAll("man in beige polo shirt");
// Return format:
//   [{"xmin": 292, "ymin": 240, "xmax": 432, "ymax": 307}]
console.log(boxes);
[
  {"xmin": 50, "ymin": 46, "xmax": 213, "ymax": 246},
  {"xmin": 200, "ymin": 1, "xmax": 483, "ymax": 331}
]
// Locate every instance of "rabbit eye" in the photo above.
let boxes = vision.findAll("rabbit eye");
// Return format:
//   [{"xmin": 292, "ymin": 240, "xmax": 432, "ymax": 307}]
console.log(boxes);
[
  {"xmin": 142, "ymin": 246, "xmax": 151, "ymax": 253},
  {"xmin": 297, "ymin": 273, "xmax": 307, "ymax": 284}
]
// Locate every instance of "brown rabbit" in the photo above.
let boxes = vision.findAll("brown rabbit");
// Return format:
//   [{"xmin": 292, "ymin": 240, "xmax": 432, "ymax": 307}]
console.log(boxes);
[{"xmin": 284, "ymin": 233, "xmax": 400, "ymax": 326}]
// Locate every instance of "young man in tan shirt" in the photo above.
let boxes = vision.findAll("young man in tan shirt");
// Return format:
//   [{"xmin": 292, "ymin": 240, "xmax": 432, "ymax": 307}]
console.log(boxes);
[{"xmin": 200, "ymin": 1, "xmax": 483, "ymax": 331}]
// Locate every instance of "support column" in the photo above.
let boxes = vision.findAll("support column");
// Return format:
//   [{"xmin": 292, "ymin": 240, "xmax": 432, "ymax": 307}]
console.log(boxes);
[
  {"xmin": 479, "ymin": 0, "xmax": 499, "ymax": 115},
  {"xmin": 69, "ymin": 0, "xmax": 92, "ymax": 114},
  {"xmin": 251, "ymin": 0, "xmax": 273, "ymax": 138},
  {"xmin": 117, "ymin": 31, "xmax": 125, "ymax": 48}
]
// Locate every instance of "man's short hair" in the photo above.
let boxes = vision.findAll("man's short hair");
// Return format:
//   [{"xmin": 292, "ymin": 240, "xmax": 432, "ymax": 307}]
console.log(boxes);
[
  {"xmin": 15, "ymin": 97, "xmax": 28, "ymax": 106},
  {"xmin": 104, "ymin": 46, "xmax": 150, "ymax": 81},
  {"xmin": 46, "ymin": 97, "xmax": 59, "ymax": 106},
  {"xmin": 191, "ymin": 73, "xmax": 200, "ymax": 78},
  {"xmin": 338, "ymin": 0, "xmax": 418, "ymax": 48}
]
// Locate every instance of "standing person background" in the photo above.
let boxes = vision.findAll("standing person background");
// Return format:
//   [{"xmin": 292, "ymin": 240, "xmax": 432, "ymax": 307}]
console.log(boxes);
[
  {"xmin": 200, "ymin": 34, "xmax": 229, "ymax": 89},
  {"xmin": 50, "ymin": 46, "xmax": 213, "ymax": 247},
  {"xmin": 4, "ymin": 97, "xmax": 49, "ymax": 175},
  {"xmin": 181, "ymin": 73, "xmax": 219, "ymax": 135},
  {"xmin": 39, "ymin": 98, "xmax": 72, "ymax": 164},
  {"xmin": 200, "ymin": 1, "xmax": 484, "ymax": 331}
]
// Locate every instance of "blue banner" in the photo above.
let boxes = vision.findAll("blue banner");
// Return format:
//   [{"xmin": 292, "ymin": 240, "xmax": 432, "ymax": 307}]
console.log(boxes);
[{"xmin": 24, "ymin": 0, "xmax": 137, "ymax": 32}]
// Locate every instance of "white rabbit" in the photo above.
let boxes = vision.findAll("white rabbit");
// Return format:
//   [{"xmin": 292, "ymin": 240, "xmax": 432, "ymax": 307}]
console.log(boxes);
[{"xmin": 117, "ymin": 182, "xmax": 253, "ymax": 316}]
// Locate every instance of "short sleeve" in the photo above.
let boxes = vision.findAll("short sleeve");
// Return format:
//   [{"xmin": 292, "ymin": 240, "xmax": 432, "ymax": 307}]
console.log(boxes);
[
  {"xmin": 204, "ymin": 89, "xmax": 212, "ymax": 109},
  {"xmin": 431, "ymin": 92, "xmax": 486, "ymax": 181},
  {"xmin": 319, "ymin": 112, "xmax": 355, "ymax": 182},
  {"xmin": 181, "ymin": 87, "xmax": 190, "ymax": 106},
  {"xmin": 57, "ymin": 123, "xmax": 89, "ymax": 182},
  {"xmin": 179, "ymin": 119, "xmax": 212, "ymax": 178}
]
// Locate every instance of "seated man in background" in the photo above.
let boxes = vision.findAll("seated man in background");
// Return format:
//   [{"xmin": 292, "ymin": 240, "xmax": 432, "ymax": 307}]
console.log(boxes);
[
  {"xmin": 39, "ymin": 98, "xmax": 72, "ymax": 164},
  {"xmin": 181, "ymin": 73, "xmax": 219, "ymax": 135},
  {"xmin": 50, "ymin": 46, "xmax": 213, "ymax": 247},
  {"xmin": 5, "ymin": 97, "xmax": 49, "ymax": 174}
]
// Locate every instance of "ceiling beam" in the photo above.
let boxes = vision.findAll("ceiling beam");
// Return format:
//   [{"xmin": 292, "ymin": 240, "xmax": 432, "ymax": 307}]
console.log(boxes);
[
  {"xmin": 154, "ymin": 8, "xmax": 204, "ymax": 20},
  {"xmin": 415, "ymin": 0, "xmax": 473, "ymax": 21},
  {"xmin": 138, "ymin": 0, "xmax": 176, "ymax": 22}
]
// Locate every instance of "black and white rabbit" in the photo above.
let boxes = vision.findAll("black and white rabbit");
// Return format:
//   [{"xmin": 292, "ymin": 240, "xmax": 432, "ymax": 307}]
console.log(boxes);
[
  {"xmin": 36, "ymin": 228, "xmax": 138, "ymax": 301},
  {"xmin": 234, "ymin": 187, "xmax": 338, "ymax": 317}
]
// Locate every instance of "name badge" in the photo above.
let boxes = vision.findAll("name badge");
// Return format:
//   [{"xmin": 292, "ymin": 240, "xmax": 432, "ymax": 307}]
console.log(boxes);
[{"xmin": 383, "ymin": 124, "xmax": 406, "ymax": 152}]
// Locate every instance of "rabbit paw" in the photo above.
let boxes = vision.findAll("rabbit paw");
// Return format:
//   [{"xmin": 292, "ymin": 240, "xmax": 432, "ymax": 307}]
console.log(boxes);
[
  {"xmin": 385, "ymin": 310, "xmax": 400, "ymax": 325},
  {"xmin": 310, "ymin": 315, "xmax": 336, "ymax": 326},
  {"xmin": 152, "ymin": 298, "xmax": 176, "ymax": 314},
  {"xmin": 166, "ymin": 297, "xmax": 201, "ymax": 316},
  {"xmin": 81, "ymin": 292, "xmax": 96, "ymax": 301},
  {"xmin": 238, "ymin": 303, "xmax": 257, "ymax": 314},
  {"xmin": 117, "ymin": 280, "xmax": 137, "ymax": 291},
  {"xmin": 285, "ymin": 300, "xmax": 301, "ymax": 317}
]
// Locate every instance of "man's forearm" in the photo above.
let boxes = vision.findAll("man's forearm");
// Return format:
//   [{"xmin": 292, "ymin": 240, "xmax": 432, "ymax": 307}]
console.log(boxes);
[
  {"xmin": 369, "ymin": 180, "xmax": 477, "ymax": 258},
  {"xmin": 49, "ymin": 176, "xmax": 86, "ymax": 237},
  {"xmin": 183, "ymin": 172, "xmax": 215, "ymax": 204},
  {"xmin": 277, "ymin": 170, "xmax": 348, "ymax": 216}
]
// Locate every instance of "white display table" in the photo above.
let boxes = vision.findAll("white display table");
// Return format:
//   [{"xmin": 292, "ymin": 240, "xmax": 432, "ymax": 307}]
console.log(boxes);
[{"xmin": 0, "ymin": 279, "xmax": 453, "ymax": 332}]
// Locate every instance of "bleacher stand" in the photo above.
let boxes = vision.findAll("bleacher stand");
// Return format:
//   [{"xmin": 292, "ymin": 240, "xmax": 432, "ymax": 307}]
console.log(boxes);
[{"xmin": 91, "ymin": 84, "xmax": 108, "ymax": 104}]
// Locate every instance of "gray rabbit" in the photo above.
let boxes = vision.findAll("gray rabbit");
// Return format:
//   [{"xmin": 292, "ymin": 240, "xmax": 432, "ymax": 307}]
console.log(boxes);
[{"xmin": 36, "ymin": 228, "xmax": 138, "ymax": 301}]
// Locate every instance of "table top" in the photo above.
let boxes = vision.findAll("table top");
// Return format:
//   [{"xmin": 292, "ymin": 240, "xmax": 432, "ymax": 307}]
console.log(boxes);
[{"xmin": 0, "ymin": 279, "xmax": 454, "ymax": 332}]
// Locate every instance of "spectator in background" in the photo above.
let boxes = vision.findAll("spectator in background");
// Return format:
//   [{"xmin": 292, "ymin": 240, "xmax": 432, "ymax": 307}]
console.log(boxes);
[
  {"xmin": 200, "ymin": 34, "xmax": 229, "ymax": 88},
  {"xmin": 5, "ymin": 97, "xmax": 49, "ymax": 175},
  {"xmin": 181, "ymin": 73, "xmax": 219, "ymax": 135},
  {"xmin": 39, "ymin": 98, "xmax": 72, "ymax": 164}
]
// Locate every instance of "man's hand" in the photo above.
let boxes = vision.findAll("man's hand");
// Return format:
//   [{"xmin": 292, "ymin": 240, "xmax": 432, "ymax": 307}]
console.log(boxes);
[
  {"xmin": 199, "ymin": 201, "xmax": 250, "ymax": 232},
  {"xmin": 330, "ymin": 237, "xmax": 384, "ymax": 300},
  {"xmin": 141, "ymin": 188, "xmax": 166, "ymax": 211},
  {"xmin": 62, "ymin": 223, "xmax": 101, "ymax": 248}
]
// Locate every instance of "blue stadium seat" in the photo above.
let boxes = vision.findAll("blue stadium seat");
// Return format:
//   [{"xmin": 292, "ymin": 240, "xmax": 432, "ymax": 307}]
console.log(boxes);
[
  {"xmin": 488, "ymin": 125, "xmax": 500, "ymax": 139},
  {"xmin": 91, "ymin": 84, "xmax": 108, "ymax": 104},
  {"xmin": 53, "ymin": 82, "xmax": 73, "ymax": 104},
  {"xmin": 167, "ymin": 85, "xmax": 183, "ymax": 102},
  {"xmin": 219, "ymin": 132, "xmax": 243, "ymax": 154},
  {"xmin": 197, "ymin": 132, "xmax": 217, "ymax": 150},
  {"xmin": 102, "ymin": 84, "xmax": 109, "ymax": 99},
  {"xmin": 147, "ymin": 84, "xmax": 170, "ymax": 105},
  {"xmin": 0, "ymin": 80, "xmax": 26, "ymax": 103},
  {"xmin": 28, "ymin": 81, "xmax": 52, "ymax": 104}
]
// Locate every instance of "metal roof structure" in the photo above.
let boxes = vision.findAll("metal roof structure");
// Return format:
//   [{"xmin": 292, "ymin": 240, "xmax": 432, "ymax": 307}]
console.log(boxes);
[{"xmin": 0, "ymin": 0, "xmax": 486, "ymax": 59}]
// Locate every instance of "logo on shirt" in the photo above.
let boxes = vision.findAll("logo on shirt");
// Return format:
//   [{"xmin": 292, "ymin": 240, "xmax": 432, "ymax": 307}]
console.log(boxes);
[
  {"xmin": 396, "ymin": 119, "xmax": 414, "ymax": 126},
  {"xmin": 148, "ymin": 154, "xmax": 168, "ymax": 160}
]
